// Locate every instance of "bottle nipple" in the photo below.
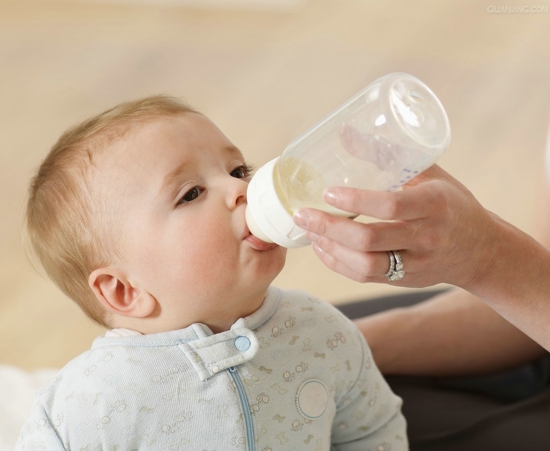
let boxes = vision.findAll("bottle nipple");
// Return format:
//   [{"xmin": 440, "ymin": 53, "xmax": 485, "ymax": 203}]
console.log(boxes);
[{"xmin": 245, "ymin": 205, "xmax": 275, "ymax": 244}]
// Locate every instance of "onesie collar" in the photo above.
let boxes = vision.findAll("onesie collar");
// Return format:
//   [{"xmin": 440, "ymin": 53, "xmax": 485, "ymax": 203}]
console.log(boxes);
[{"xmin": 91, "ymin": 286, "xmax": 282, "ymax": 381}]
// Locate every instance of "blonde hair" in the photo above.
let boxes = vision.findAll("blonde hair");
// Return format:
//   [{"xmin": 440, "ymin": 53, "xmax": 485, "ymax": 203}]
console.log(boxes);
[{"xmin": 25, "ymin": 95, "xmax": 199, "ymax": 326}]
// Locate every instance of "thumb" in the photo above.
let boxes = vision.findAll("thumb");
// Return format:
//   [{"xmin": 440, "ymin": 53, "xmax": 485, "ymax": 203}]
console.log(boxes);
[{"xmin": 403, "ymin": 164, "xmax": 448, "ymax": 189}]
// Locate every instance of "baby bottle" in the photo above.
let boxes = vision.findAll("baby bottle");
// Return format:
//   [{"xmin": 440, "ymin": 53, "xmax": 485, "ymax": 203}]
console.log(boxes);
[{"xmin": 245, "ymin": 72, "xmax": 451, "ymax": 248}]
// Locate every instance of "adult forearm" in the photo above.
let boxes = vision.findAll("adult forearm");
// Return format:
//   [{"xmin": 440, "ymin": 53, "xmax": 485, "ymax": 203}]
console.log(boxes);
[
  {"xmin": 356, "ymin": 288, "xmax": 546, "ymax": 376},
  {"xmin": 464, "ymin": 212, "xmax": 550, "ymax": 351}
]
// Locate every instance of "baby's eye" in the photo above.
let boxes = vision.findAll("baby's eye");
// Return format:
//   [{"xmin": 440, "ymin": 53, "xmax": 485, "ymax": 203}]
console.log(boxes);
[
  {"xmin": 230, "ymin": 164, "xmax": 254, "ymax": 179},
  {"xmin": 177, "ymin": 186, "xmax": 204, "ymax": 206}
]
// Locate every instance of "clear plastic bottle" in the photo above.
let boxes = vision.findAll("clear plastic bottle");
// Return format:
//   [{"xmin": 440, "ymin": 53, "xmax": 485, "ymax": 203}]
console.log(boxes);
[{"xmin": 245, "ymin": 72, "xmax": 451, "ymax": 248}]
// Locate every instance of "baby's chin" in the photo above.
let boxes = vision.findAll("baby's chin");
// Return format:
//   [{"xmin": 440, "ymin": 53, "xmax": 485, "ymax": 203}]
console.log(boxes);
[{"xmin": 244, "ymin": 245, "xmax": 287, "ymax": 285}]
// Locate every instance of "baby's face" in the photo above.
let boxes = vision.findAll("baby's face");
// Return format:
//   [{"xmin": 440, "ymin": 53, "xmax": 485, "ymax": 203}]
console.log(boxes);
[{"xmin": 99, "ymin": 113, "xmax": 286, "ymax": 332}]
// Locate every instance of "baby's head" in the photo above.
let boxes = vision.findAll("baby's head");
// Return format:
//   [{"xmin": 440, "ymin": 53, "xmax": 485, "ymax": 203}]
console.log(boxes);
[{"xmin": 26, "ymin": 96, "xmax": 286, "ymax": 333}]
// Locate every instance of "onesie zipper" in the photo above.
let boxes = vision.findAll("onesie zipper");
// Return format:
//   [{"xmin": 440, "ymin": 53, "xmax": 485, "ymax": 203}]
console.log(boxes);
[{"xmin": 228, "ymin": 366, "xmax": 255, "ymax": 451}]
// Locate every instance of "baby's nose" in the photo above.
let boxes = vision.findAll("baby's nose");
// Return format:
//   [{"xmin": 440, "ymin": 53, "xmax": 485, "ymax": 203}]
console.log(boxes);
[{"xmin": 226, "ymin": 178, "xmax": 248, "ymax": 209}]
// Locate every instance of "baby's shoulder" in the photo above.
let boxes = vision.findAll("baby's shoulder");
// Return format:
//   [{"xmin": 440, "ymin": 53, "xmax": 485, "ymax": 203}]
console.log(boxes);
[
  {"xmin": 275, "ymin": 288, "xmax": 355, "ymax": 327},
  {"xmin": 35, "ymin": 346, "xmax": 110, "ymax": 399},
  {"xmin": 270, "ymin": 287, "xmax": 364, "ymax": 350}
]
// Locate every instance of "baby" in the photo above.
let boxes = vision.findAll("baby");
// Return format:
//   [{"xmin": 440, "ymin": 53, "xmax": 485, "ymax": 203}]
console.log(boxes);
[{"xmin": 17, "ymin": 96, "xmax": 407, "ymax": 450}]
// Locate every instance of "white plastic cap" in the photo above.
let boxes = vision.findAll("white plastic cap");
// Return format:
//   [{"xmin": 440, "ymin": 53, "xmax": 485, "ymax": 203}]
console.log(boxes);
[{"xmin": 245, "ymin": 158, "xmax": 312, "ymax": 249}]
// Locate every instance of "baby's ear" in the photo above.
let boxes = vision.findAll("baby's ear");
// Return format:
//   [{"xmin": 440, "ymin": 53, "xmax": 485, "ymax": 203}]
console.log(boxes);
[{"xmin": 88, "ymin": 267, "xmax": 156, "ymax": 318}]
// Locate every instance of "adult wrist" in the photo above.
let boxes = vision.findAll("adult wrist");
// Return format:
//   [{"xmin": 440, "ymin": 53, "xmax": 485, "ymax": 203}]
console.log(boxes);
[
  {"xmin": 453, "ymin": 210, "xmax": 506, "ymax": 292},
  {"xmin": 462, "ymin": 211, "xmax": 550, "ymax": 308}
]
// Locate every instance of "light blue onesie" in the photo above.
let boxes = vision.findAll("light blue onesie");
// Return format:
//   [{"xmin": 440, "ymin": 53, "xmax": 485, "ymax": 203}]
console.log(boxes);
[{"xmin": 16, "ymin": 287, "xmax": 408, "ymax": 450}]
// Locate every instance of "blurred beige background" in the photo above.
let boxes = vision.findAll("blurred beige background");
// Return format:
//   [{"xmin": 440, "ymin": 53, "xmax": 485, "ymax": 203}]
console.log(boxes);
[{"xmin": 1, "ymin": 0, "xmax": 549, "ymax": 371}]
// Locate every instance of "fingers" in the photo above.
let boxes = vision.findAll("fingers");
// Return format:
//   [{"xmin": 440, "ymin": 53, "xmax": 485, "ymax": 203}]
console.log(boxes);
[
  {"xmin": 293, "ymin": 209, "xmax": 422, "ymax": 283},
  {"xmin": 310, "ymin": 239, "xmax": 415, "ymax": 284},
  {"xmin": 310, "ymin": 242, "xmax": 391, "ymax": 283},
  {"xmin": 322, "ymin": 179, "xmax": 447, "ymax": 221},
  {"xmin": 294, "ymin": 210, "xmax": 425, "ymax": 253},
  {"xmin": 320, "ymin": 164, "xmax": 453, "ymax": 221}
]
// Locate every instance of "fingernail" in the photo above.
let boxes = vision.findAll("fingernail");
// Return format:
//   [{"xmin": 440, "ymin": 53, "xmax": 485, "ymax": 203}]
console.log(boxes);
[
  {"xmin": 324, "ymin": 189, "xmax": 338, "ymax": 204},
  {"xmin": 312, "ymin": 243, "xmax": 324, "ymax": 255},
  {"xmin": 293, "ymin": 210, "xmax": 309, "ymax": 227}
]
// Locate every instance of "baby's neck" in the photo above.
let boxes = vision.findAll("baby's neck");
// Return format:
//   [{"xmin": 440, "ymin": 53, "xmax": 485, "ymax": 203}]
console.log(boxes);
[
  {"xmin": 105, "ymin": 328, "xmax": 142, "ymax": 338},
  {"xmin": 108, "ymin": 287, "xmax": 270, "ymax": 335}
]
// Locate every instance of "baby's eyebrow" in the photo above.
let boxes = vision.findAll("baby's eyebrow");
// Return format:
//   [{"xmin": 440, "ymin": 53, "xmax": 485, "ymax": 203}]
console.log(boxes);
[
  {"xmin": 160, "ymin": 162, "xmax": 189, "ymax": 197},
  {"xmin": 225, "ymin": 145, "xmax": 244, "ymax": 159},
  {"xmin": 160, "ymin": 146, "xmax": 244, "ymax": 196}
]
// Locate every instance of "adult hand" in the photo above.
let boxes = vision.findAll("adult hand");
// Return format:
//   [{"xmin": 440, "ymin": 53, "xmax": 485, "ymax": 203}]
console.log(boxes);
[{"xmin": 293, "ymin": 165, "xmax": 499, "ymax": 290}]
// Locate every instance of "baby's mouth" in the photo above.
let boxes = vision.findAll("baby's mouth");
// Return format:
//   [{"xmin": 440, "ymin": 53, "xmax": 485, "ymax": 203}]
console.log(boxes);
[{"xmin": 244, "ymin": 230, "xmax": 279, "ymax": 251}]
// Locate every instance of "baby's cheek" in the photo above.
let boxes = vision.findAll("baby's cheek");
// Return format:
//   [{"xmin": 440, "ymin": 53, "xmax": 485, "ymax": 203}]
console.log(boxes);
[{"xmin": 181, "ymin": 222, "xmax": 237, "ymax": 275}]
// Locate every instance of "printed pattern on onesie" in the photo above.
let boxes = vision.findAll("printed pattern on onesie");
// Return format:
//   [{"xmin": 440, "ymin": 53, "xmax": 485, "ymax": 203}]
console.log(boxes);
[
  {"xmin": 16, "ymin": 287, "xmax": 407, "ymax": 451},
  {"xmin": 240, "ymin": 289, "xmax": 407, "ymax": 451}
]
